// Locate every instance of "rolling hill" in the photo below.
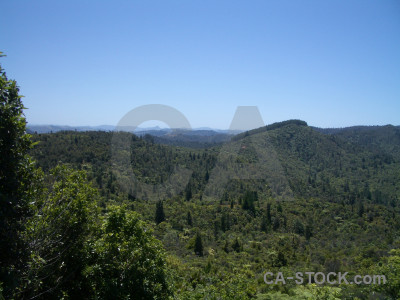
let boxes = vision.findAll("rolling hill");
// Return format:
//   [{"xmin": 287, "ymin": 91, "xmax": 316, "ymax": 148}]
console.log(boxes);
[{"xmin": 28, "ymin": 120, "xmax": 400, "ymax": 299}]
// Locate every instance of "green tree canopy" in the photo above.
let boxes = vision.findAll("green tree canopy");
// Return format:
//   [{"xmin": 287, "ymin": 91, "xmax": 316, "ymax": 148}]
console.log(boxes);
[
  {"xmin": 85, "ymin": 206, "xmax": 171, "ymax": 299},
  {"xmin": 0, "ymin": 54, "xmax": 35, "ymax": 296}
]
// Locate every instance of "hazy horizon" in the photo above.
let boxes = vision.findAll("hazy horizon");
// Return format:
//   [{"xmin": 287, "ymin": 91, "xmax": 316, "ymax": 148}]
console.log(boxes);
[{"xmin": 27, "ymin": 120, "xmax": 400, "ymax": 132}]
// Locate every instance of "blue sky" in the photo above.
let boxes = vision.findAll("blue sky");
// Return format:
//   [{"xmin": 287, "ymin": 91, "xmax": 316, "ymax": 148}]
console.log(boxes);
[{"xmin": 1, "ymin": 0, "xmax": 399, "ymax": 129}]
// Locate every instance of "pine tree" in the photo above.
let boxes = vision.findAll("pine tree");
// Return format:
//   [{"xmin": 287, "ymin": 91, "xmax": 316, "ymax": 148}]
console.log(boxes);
[
  {"xmin": 293, "ymin": 219, "xmax": 305, "ymax": 235},
  {"xmin": 260, "ymin": 216, "xmax": 268, "ymax": 232},
  {"xmin": 232, "ymin": 238, "xmax": 241, "ymax": 253},
  {"xmin": 266, "ymin": 203, "xmax": 272, "ymax": 224},
  {"xmin": 305, "ymin": 224, "xmax": 313, "ymax": 241},
  {"xmin": 277, "ymin": 251, "xmax": 287, "ymax": 267},
  {"xmin": 358, "ymin": 201, "xmax": 364, "ymax": 217},
  {"xmin": 277, "ymin": 202, "xmax": 282, "ymax": 213},
  {"xmin": 185, "ymin": 185, "xmax": 192, "ymax": 201},
  {"xmin": 155, "ymin": 200, "xmax": 165, "ymax": 224},
  {"xmin": 223, "ymin": 240, "xmax": 229, "ymax": 253},
  {"xmin": 194, "ymin": 232, "xmax": 203, "ymax": 256},
  {"xmin": 187, "ymin": 211, "xmax": 193, "ymax": 226},
  {"xmin": 221, "ymin": 214, "xmax": 226, "ymax": 232},
  {"xmin": 273, "ymin": 217, "xmax": 280, "ymax": 231},
  {"xmin": 242, "ymin": 191, "xmax": 255, "ymax": 214}
]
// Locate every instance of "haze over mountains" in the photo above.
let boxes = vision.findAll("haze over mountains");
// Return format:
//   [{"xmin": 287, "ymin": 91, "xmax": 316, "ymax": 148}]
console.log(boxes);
[
  {"xmin": 27, "ymin": 122, "xmax": 400, "ymax": 135},
  {"xmin": 27, "ymin": 124, "xmax": 242, "ymax": 134},
  {"xmin": 28, "ymin": 122, "xmax": 400, "ymax": 148}
]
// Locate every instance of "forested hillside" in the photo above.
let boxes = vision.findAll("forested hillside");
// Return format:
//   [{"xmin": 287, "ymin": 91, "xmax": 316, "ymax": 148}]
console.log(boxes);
[
  {"xmin": 26, "ymin": 121, "xmax": 400, "ymax": 299},
  {"xmin": 2, "ymin": 52, "xmax": 400, "ymax": 299}
]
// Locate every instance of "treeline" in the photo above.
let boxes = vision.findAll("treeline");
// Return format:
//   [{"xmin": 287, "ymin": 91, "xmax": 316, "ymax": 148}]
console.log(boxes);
[{"xmin": 232, "ymin": 119, "xmax": 308, "ymax": 141}]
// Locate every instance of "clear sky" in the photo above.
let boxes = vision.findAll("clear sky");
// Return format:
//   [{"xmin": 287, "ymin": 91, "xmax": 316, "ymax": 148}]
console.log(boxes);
[{"xmin": 1, "ymin": 0, "xmax": 399, "ymax": 129}]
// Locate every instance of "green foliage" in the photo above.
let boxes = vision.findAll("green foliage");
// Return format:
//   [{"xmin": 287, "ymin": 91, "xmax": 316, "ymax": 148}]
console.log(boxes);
[
  {"xmin": 30, "ymin": 131, "xmax": 218, "ymax": 202},
  {"xmin": 84, "ymin": 206, "xmax": 171, "ymax": 299},
  {"xmin": 0, "ymin": 61, "xmax": 172, "ymax": 299},
  {"xmin": 0, "ymin": 282, "xmax": 4, "ymax": 300},
  {"xmin": 26, "ymin": 114, "xmax": 400, "ymax": 298},
  {"xmin": 0, "ymin": 59, "xmax": 35, "ymax": 296},
  {"xmin": 373, "ymin": 249, "xmax": 400, "ymax": 298},
  {"xmin": 258, "ymin": 284, "xmax": 342, "ymax": 299},
  {"xmin": 20, "ymin": 165, "xmax": 98, "ymax": 298},
  {"xmin": 18, "ymin": 166, "xmax": 172, "ymax": 299}
]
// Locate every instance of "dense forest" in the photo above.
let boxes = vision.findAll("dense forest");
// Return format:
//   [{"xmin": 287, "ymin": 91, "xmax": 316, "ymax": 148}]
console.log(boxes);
[{"xmin": 1, "ymin": 60, "xmax": 400, "ymax": 299}]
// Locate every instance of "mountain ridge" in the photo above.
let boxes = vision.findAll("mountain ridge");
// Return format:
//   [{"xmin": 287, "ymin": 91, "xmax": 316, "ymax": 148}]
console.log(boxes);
[{"xmin": 27, "ymin": 122, "xmax": 400, "ymax": 135}]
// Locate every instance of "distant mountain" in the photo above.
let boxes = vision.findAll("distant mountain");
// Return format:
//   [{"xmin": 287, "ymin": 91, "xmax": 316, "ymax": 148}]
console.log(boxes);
[
  {"xmin": 27, "ymin": 124, "xmax": 242, "ymax": 134},
  {"xmin": 152, "ymin": 131, "xmax": 233, "ymax": 148},
  {"xmin": 28, "ymin": 122, "xmax": 400, "ymax": 150},
  {"xmin": 27, "ymin": 124, "xmax": 115, "ymax": 133},
  {"xmin": 27, "ymin": 124, "xmax": 241, "ymax": 147},
  {"xmin": 231, "ymin": 119, "xmax": 308, "ymax": 141},
  {"xmin": 311, "ymin": 125, "xmax": 400, "ymax": 135}
]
